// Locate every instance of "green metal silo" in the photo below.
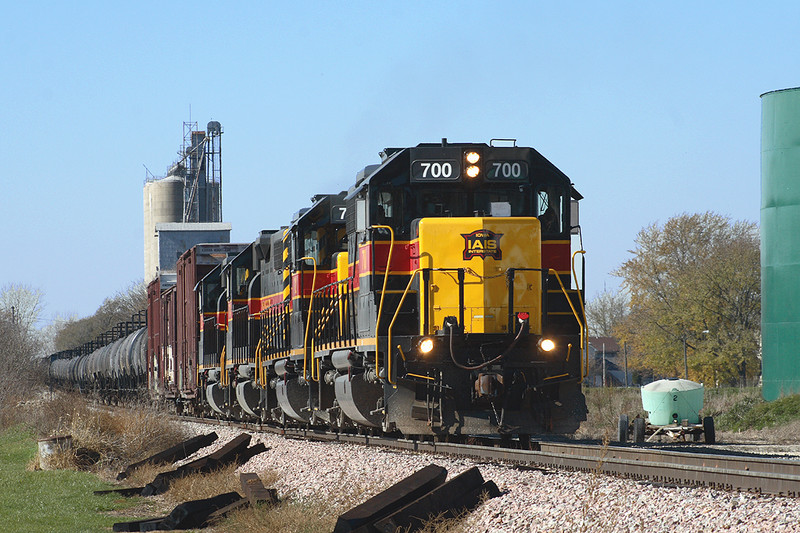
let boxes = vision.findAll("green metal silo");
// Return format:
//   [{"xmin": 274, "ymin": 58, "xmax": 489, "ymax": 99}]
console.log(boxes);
[{"xmin": 761, "ymin": 87, "xmax": 800, "ymax": 400}]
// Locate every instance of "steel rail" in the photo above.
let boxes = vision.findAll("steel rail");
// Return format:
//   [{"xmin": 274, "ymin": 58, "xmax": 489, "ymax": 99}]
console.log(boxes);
[
  {"xmin": 538, "ymin": 442, "xmax": 800, "ymax": 478},
  {"xmin": 180, "ymin": 417, "xmax": 800, "ymax": 497}
]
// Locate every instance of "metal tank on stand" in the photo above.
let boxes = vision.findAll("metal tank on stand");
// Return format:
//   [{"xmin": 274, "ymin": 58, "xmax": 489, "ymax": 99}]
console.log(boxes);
[{"xmin": 761, "ymin": 87, "xmax": 800, "ymax": 400}]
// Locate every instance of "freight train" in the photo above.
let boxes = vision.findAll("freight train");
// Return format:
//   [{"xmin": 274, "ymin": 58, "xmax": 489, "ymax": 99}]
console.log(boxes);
[{"xmin": 50, "ymin": 139, "xmax": 588, "ymax": 437}]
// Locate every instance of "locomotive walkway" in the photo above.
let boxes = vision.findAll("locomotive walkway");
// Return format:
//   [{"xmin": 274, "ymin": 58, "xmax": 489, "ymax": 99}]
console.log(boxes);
[{"xmin": 182, "ymin": 416, "xmax": 800, "ymax": 498}]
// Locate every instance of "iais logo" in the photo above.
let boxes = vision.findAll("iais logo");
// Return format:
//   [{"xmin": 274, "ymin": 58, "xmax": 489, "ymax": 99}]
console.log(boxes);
[{"xmin": 461, "ymin": 229, "xmax": 503, "ymax": 260}]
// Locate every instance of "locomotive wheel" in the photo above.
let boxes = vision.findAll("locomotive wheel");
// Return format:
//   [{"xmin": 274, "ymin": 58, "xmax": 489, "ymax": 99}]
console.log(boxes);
[
  {"xmin": 617, "ymin": 414, "xmax": 629, "ymax": 443},
  {"xmin": 633, "ymin": 417, "xmax": 646, "ymax": 443}
]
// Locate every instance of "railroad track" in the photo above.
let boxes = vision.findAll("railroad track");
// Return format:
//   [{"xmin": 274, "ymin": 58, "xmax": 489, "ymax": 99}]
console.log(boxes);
[{"xmin": 181, "ymin": 416, "xmax": 800, "ymax": 497}]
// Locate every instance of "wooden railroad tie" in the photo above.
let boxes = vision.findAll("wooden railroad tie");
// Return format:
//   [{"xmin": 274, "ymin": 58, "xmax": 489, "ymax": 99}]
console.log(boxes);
[{"xmin": 112, "ymin": 473, "xmax": 280, "ymax": 531}]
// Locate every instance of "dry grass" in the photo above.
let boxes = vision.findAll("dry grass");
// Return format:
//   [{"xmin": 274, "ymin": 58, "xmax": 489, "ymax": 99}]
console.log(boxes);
[
  {"xmin": 125, "ymin": 459, "xmax": 292, "ymax": 529},
  {"xmin": 214, "ymin": 499, "xmax": 336, "ymax": 533},
  {"xmin": 166, "ymin": 464, "xmax": 242, "ymax": 503},
  {"xmin": 728, "ymin": 419, "xmax": 800, "ymax": 443},
  {"xmin": 214, "ymin": 464, "xmax": 371, "ymax": 533},
  {"xmin": 123, "ymin": 461, "xmax": 175, "ymax": 488},
  {"xmin": 206, "ymin": 466, "xmax": 476, "ymax": 533},
  {"xmin": 19, "ymin": 391, "xmax": 188, "ymax": 475},
  {"xmin": 703, "ymin": 387, "xmax": 760, "ymax": 419},
  {"xmin": 575, "ymin": 387, "xmax": 645, "ymax": 440}
]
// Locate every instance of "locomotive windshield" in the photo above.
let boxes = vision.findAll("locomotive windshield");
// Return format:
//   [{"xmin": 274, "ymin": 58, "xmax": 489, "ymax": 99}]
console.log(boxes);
[
  {"xmin": 414, "ymin": 189, "xmax": 467, "ymax": 217},
  {"xmin": 371, "ymin": 184, "xmax": 533, "ymax": 234},
  {"xmin": 473, "ymin": 188, "xmax": 529, "ymax": 217}
]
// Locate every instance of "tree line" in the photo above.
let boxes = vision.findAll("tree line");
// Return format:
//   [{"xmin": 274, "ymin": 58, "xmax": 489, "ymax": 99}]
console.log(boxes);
[
  {"xmin": 51, "ymin": 282, "xmax": 147, "ymax": 352},
  {"xmin": 587, "ymin": 212, "xmax": 760, "ymax": 387},
  {"xmin": 0, "ymin": 282, "xmax": 146, "ymax": 415}
]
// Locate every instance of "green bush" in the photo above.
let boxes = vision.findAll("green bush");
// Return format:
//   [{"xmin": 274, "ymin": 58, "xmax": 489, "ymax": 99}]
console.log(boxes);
[{"xmin": 716, "ymin": 393, "xmax": 800, "ymax": 431}]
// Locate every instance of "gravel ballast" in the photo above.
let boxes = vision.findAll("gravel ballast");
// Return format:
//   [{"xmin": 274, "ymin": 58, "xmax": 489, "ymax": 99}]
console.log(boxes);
[{"xmin": 180, "ymin": 423, "xmax": 800, "ymax": 532}]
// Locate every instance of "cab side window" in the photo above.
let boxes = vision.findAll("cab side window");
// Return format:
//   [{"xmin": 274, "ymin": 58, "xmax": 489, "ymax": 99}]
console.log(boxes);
[
  {"xmin": 372, "ymin": 187, "xmax": 410, "ymax": 236},
  {"xmin": 302, "ymin": 229, "xmax": 319, "ymax": 265},
  {"xmin": 376, "ymin": 191, "xmax": 393, "ymax": 223},
  {"xmin": 537, "ymin": 187, "xmax": 564, "ymax": 234}
]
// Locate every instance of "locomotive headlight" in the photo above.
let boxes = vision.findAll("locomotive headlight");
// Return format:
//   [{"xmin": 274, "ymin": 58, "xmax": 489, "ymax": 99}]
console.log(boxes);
[
  {"xmin": 538, "ymin": 338, "xmax": 556, "ymax": 353},
  {"xmin": 418, "ymin": 337, "xmax": 434, "ymax": 354},
  {"xmin": 464, "ymin": 151, "xmax": 481, "ymax": 178}
]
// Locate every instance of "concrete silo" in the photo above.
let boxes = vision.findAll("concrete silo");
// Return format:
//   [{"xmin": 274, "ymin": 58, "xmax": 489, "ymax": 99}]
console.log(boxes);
[{"xmin": 143, "ymin": 175, "xmax": 184, "ymax": 283}]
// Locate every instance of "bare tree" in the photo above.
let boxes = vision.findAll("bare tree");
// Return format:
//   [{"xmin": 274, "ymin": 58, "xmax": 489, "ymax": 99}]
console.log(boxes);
[
  {"xmin": 586, "ymin": 288, "xmax": 629, "ymax": 338},
  {"xmin": 0, "ymin": 283, "xmax": 44, "ymax": 339},
  {"xmin": 0, "ymin": 285, "xmax": 44, "ymax": 413}
]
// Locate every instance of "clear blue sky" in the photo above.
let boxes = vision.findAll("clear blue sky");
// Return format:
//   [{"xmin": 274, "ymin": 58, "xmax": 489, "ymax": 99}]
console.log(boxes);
[{"xmin": 1, "ymin": 2, "xmax": 796, "ymax": 326}]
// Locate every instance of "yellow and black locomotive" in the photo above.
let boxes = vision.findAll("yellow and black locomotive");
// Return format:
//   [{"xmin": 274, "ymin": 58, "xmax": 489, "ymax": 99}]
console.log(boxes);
[{"xmin": 198, "ymin": 139, "xmax": 588, "ymax": 436}]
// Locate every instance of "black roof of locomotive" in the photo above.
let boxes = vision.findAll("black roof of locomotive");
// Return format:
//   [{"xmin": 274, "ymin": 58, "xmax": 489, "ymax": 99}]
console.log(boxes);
[{"xmin": 346, "ymin": 142, "xmax": 582, "ymax": 201}]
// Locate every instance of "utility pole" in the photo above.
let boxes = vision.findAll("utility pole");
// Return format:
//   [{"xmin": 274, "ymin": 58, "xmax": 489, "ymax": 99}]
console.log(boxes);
[
  {"xmin": 624, "ymin": 342, "xmax": 628, "ymax": 387},
  {"xmin": 602, "ymin": 342, "xmax": 606, "ymax": 387},
  {"xmin": 683, "ymin": 336, "xmax": 688, "ymax": 380}
]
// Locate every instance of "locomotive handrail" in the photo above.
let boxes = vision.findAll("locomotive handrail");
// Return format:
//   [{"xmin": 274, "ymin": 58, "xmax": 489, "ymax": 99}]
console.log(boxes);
[
  {"xmin": 311, "ymin": 276, "xmax": 356, "ymax": 352},
  {"xmin": 371, "ymin": 225, "xmax": 394, "ymax": 382},
  {"xmin": 219, "ymin": 346, "xmax": 228, "ymax": 386},
  {"xmin": 503, "ymin": 267, "xmax": 546, "ymax": 335},
  {"xmin": 571, "ymin": 250, "xmax": 588, "ymax": 380},
  {"xmin": 232, "ymin": 305, "xmax": 250, "ymax": 365},
  {"xmin": 254, "ymin": 338, "xmax": 266, "ymax": 387},
  {"xmin": 260, "ymin": 300, "xmax": 292, "ymax": 361},
  {"xmin": 300, "ymin": 256, "xmax": 318, "ymax": 381},
  {"xmin": 201, "ymin": 315, "xmax": 217, "ymax": 370},
  {"xmin": 311, "ymin": 287, "xmax": 337, "ymax": 361},
  {"xmin": 312, "ymin": 275, "xmax": 355, "ymax": 293},
  {"xmin": 386, "ymin": 268, "xmax": 425, "ymax": 385},
  {"xmin": 548, "ymin": 266, "xmax": 587, "ymax": 383}
]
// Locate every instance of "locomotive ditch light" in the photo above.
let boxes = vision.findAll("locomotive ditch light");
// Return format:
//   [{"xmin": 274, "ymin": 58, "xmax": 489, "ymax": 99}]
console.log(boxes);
[
  {"xmin": 538, "ymin": 337, "xmax": 556, "ymax": 353},
  {"xmin": 418, "ymin": 337, "xmax": 434, "ymax": 355}
]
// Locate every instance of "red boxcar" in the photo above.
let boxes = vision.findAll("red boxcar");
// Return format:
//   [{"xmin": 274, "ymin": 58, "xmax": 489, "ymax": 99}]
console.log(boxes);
[{"xmin": 147, "ymin": 243, "xmax": 248, "ymax": 406}]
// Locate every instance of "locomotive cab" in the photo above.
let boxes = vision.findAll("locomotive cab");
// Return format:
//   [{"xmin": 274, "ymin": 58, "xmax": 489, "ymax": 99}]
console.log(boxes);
[
  {"xmin": 269, "ymin": 192, "xmax": 348, "ymax": 425},
  {"xmin": 331, "ymin": 141, "xmax": 587, "ymax": 435}
]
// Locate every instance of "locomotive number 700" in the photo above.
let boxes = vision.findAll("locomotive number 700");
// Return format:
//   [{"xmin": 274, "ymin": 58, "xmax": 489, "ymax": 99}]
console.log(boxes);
[
  {"xmin": 491, "ymin": 162, "xmax": 523, "ymax": 178},
  {"xmin": 419, "ymin": 161, "xmax": 453, "ymax": 178}
]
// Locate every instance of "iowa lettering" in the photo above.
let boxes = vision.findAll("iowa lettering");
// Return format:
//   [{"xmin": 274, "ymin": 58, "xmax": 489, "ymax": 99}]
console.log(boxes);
[{"xmin": 461, "ymin": 229, "xmax": 503, "ymax": 260}]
